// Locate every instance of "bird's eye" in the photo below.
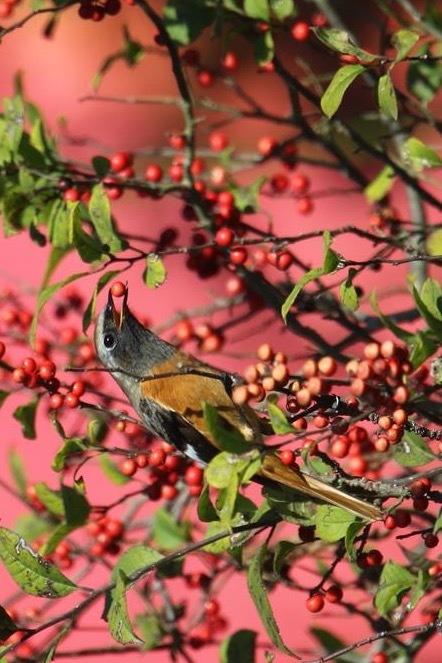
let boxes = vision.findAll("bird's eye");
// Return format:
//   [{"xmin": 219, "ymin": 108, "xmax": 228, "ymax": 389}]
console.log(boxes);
[{"xmin": 104, "ymin": 333, "xmax": 116, "ymax": 349}]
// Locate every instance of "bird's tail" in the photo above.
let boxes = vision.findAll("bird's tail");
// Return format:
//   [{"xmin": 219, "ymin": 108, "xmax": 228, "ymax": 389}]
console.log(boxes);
[{"xmin": 260, "ymin": 454, "xmax": 382, "ymax": 522}]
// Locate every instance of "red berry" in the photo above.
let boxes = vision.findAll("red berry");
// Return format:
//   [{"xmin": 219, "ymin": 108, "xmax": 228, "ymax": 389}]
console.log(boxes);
[
  {"xmin": 104, "ymin": 0, "xmax": 121, "ymax": 14},
  {"xmin": 291, "ymin": 21, "xmax": 310, "ymax": 41},
  {"xmin": 144, "ymin": 164, "xmax": 163, "ymax": 183},
  {"xmin": 279, "ymin": 449, "xmax": 295, "ymax": 466},
  {"xmin": 175, "ymin": 319, "xmax": 194, "ymax": 342},
  {"xmin": 325, "ymin": 585, "xmax": 343, "ymax": 603},
  {"xmin": 204, "ymin": 599, "xmax": 220, "ymax": 617},
  {"xmin": 209, "ymin": 131, "xmax": 229, "ymax": 152},
  {"xmin": 181, "ymin": 48, "xmax": 200, "ymax": 67},
  {"xmin": 71, "ymin": 380, "xmax": 86, "ymax": 397},
  {"xmin": 306, "ymin": 594, "xmax": 324, "ymax": 613},
  {"xmin": 168, "ymin": 133, "xmax": 186, "ymax": 150},
  {"xmin": 110, "ymin": 152, "xmax": 132, "ymax": 172},
  {"xmin": 395, "ymin": 510, "xmax": 411, "ymax": 528},
  {"xmin": 275, "ymin": 250, "xmax": 293, "ymax": 271},
  {"xmin": 105, "ymin": 519, "xmax": 124, "ymax": 539},
  {"xmin": 149, "ymin": 448, "xmax": 166, "ymax": 467},
  {"xmin": 168, "ymin": 163, "xmax": 183, "ymax": 182},
  {"xmin": 221, "ymin": 51, "xmax": 238, "ymax": 71},
  {"xmin": 229, "ymin": 246, "xmax": 248, "ymax": 265},
  {"xmin": 22, "ymin": 357, "xmax": 37, "ymax": 375},
  {"xmin": 215, "ymin": 227, "xmax": 235, "ymax": 247},
  {"xmin": 49, "ymin": 393, "xmax": 64, "ymax": 410},
  {"xmin": 120, "ymin": 458, "xmax": 137, "ymax": 476},
  {"xmin": 270, "ymin": 173, "xmax": 289, "ymax": 193},
  {"xmin": 257, "ymin": 136, "xmax": 277, "ymax": 157},
  {"xmin": 65, "ymin": 392, "xmax": 80, "ymax": 408},
  {"xmin": 372, "ymin": 654, "xmax": 389, "ymax": 663},
  {"xmin": 292, "ymin": 174, "xmax": 310, "ymax": 194},
  {"xmin": 63, "ymin": 188, "xmax": 79, "ymax": 203},
  {"xmin": 424, "ymin": 533, "xmax": 439, "ymax": 548},
  {"xmin": 135, "ymin": 453, "xmax": 149, "ymax": 468},
  {"xmin": 184, "ymin": 465, "xmax": 204, "ymax": 486},
  {"xmin": 12, "ymin": 367, "xmax": 27, "ymax": 384},
  {"xmin": 110, "ymin": 281, "xmax": 126, "ymax": 298},
  {"xmin": 161, "ymin": 484, "xmax": 178, "ymax": 500},
  {"xmin": 39, "ymin": 360, "xmax": 56, "ymax": 380},
  {"xmin": 0, "ymin": 2, "xmax": 13, "ymax": 18},
  {"xmin": 197, "ymin": 69, "xmax": 214, "ymax": 87},
  {"xmin": 297, "ymin": 196, "xmax": 313, "ymax": 214}
]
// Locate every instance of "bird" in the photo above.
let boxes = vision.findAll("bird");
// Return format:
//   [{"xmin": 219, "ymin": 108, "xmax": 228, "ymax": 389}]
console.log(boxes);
[{"xmin": 94, "ymin": 287, "xmax": 382, "ymax": 522}]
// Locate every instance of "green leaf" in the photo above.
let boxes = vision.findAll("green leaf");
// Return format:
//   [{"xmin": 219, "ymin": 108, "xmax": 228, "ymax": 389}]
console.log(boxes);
[
  {"xmin": 8, "ymin": 449, "xmax": 27, "ymax": 494},
  {"xmin": 87, "ymin": 417, "xmax": 108, "ymax": 445},
  {"xmin": 269, "ymin": 0, "xmax": 294, "ymax": 21},
  {"xmin": 91, "ymin": 155, "xmax": 111, "ymax": 178},
  {"xmin": 163, "ymin": 0, "xmax": 215, "ymax": 45},
  {"xmin": 30, "ymin": 270, "xmax": 89, "ymax": 346},
  {"xmin": 400, "ymin": 137, "xmax": 442, "ymax": 173},
  {"xmin": 427, "ymin": 228, "xmax": 442, "ymax": 257},
  {"xmin": 0, "ymin": 391, "xmax": 10, "ymax": 409},
  {"xmin": 202, "ymin": 520, "xmax": 231, "ymax": 554},
  {"xmin": 220, "ymin": 629, "xmax": 257, "ymax": 663},
  {"xmin": 281, "ymin": 266, "xmax": 323, "ymax": 321},
  {"xmin": 310, "ymin": 628, "xmax": 360, "ymax": 663},
  {"xmin": 321, "ymin": 64, "xmax": 366, "ymax": 118},
  {"xmin": 407, "ymin": 46, "xmax": 442, "ymax": 103},
  {"xmin": 315, "ymin": 506, "xmax": 361, "ymax": 542},
  {"xmin": 392, "ymin": 430, "xmax": 436, "ymax": 467},
  {"xmin": 135, "ymin": 613, "xmax": 163, "ymax": 651},
  {"xmin": 264, "ymin": 485, "xmax": 316, "ymax": 525},
  {"xmin": 364, "ymin": 166, "xmax": 395, "ymax": 203},
  {"xmin": 378, "ymin": 74, "xmax": 398, "ymax": 120},
  {"xmin": 345, "ymin": 521, "xmax": 365, "ymax": 561},
  {"xmin": 99, "ymin": 454, "xmax": 131, "ymax": 485},
  {"xmin": 48, "ymin": 200, "xmax": 71, "ymax": 249},
  {"xmin": 197, "ymin": 484, "xmax": 219, "ymax": 523},
  {"xmin": 313, "ymin": 28, "xmax": 376, "ymax": 62},
  {"xmin": 244, "ymin": 0, "xmax": 269, "ymax": 21},
  {"xmin": 14, "ymin": 512, "xmax": 52, "ymax": 542},
  {"xmin": 82, "ymin": 270, "xmax": 122, "ymax": 332},
  {"xmin": 412, "ymin": 278, "xmax": 442, "ymax": 336},
  {"xmin": 34, "ymin": 483, "xmax": 65, "ymax": 517},
  {"xmin": 247, "ymin": 545, "xmax": 300, "ymax": 658},
  {"xmin": 71, "ymin": 204, "xmax": 105, "ymax": 263},
  {"xmin": 206, "ymin": 453, "xmax": 236, "ymax": 489},
  {"xmin": 0, "ymin": 604, "xmax": 20, "ymax": 642},
  {"xmin": 111, "ymin": 544, "xmax": 164, "ymax": 585},
  {"xmin": 52, "ymin": 437, "xmax": 88, "ymax": 472},
  {"xmin": 339, "ymin": 268, "xmax": 359, "ymax": 311},
  {"xmin": 153, "ymin": 508, "xmax": 189, "ymax": 550},
  {"xmin": 273, "ymin": 540, "xmax": 297, "ymax": 575},
  {"xmin": 391, "ymin": 29, "xmax": 419, "ymax": 61},
  {"xmin": 374, "ymin": 560, "xmax": 415, "ymax": 617},
  {"xmin": 409, "ymin": 330, "xmax": 438, "ymax": 368},
  {"xmin": 144, "ymin": 253, "xmax": 167, "ymax": 288},
  {"xmin": 254, "ymin": 30, "xmax": 274, "ymax": 65},
  {"xmin": 203, "ymin": 403, "xmax": 250, "ymax": 454},
  {"xmin": 370, "ymin": 291, "xmax": 416, "ymax": 343},
  {"xmin": 107, "ymin": 570, "xmax": 143, "ymax": 645},
  {"xmin": 0, "ymin": 526, "xmax": 77, "ymax": 598},
  {"xmin": 231, "ymin": 176, "xmax": 266, "ymax": 213},
  {"xmin": 62, "ymin": 483, "xmax": 90, "ymax": 526},
  {"xmin": 13, "ymin": 396, "xmax": 41, "ymax": 440},
  {"xmin": 281, "ymin": 231, "xmax": 338, "ymax": 321},
  {"xmin": 323, "ymin": 230, "xmax": 340, "ymax": 273},
  {"xmin": 267, "ymin": 401, "xmax": 293, "ymax": 435},
  {"xmin": 88, "ymin": 184, "xmax": 126, "ymax": 253}
]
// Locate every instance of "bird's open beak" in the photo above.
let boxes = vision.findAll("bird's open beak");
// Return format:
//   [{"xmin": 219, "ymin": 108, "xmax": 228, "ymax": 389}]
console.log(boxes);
[{"xmin": 106, "ymin": 287, "xmax": 129, "ymax": 330}]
